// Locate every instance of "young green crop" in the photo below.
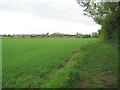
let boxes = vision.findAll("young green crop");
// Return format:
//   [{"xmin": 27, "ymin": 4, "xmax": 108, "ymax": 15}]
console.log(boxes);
[{"xmin": 2, "ymin": 38, "xmax": 118, "ymax": 88}]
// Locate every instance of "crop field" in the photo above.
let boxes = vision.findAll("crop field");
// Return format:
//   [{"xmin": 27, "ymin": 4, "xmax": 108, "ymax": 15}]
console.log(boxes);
[{"xmin": 2, "ymin": 38, "xmax": 118, "ymax": 88}]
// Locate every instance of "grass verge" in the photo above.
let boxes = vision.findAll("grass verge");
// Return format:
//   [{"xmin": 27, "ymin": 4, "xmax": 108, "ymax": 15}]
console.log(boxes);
[{"xmin": 43, "ymin": 40, "xmax": 118, "ymax": 88}]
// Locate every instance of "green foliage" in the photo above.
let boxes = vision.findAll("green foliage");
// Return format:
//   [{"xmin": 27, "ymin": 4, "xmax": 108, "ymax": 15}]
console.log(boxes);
[
  {"xmin": 74, "ymin": 41, "xmax": 118, "ymax": 88},
  {"xmin": 91, "ymin": 32, "xmax": 99, "ymax": 38},
  {"xmin": 76, "ymin": 32, "xmax": 81, "ymax": 38},
  {"xmin": 77, "ymin": 1, "xmax": 119, "ymax": 42},
  {"xmin": 2, "ymin": 34, "xmax": 13, "ymax": 37},
  {"xmin": 63, "ymin": 34, "xmax": 76, "ymax": 38},
  {"xmin": 50, "ymin": 33, "xmax": 76, "ymax": 38},
  {"xmin": 76, "ymin": 32, "xmax": 91, "ymax": 38},
  {"xmin": 83, "ymin": 34, "xmax": 91, "ymax": 38},
  {"xmin": 51, "ymin": 32, "xmax": 64, "ymax": 37}
]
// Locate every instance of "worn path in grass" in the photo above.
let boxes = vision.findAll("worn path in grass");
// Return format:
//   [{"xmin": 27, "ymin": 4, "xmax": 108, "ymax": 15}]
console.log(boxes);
[
  {"xmin": 64, "ymin": 50, "xmax": 78, "ymax": 65},
  {"xmin": 45, "ymin": 40, "xmax": 118, "ymax": 88},
  {"xmin": 74, "ymin": 41, "xmax": 118, "ymax": 88}
]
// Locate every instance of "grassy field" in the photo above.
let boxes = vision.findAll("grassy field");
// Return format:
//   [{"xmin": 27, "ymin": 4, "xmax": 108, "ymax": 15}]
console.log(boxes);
[{"xmin": 2, "ymin": 38, "xmax": 118, "ymax": 88}]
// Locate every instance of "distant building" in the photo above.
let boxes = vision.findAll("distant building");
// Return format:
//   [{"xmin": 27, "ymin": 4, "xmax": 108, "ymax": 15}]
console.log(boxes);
[{"xmin": 13, "ymin": 34, "xmax": 49, "ymax": 38}]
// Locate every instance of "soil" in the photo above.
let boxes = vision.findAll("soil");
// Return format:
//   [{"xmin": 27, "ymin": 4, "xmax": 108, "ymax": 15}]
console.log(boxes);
[
  {"xmin": 102, "ymin": 74, "xmax": 116, "ymax": 84},
  {"xmin": 64, "ymin": 50, "xmax": 78, "ymax": 65}
]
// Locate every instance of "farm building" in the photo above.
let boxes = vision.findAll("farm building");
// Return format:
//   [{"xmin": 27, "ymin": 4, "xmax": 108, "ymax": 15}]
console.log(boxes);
[{"xmin": 13, "ymin": 34, "xmax": 49, "ymax": 38}]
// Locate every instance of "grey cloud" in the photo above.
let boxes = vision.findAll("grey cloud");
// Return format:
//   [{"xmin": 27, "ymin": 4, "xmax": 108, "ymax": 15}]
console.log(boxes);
[{"xmin": 0, "ymin": 0, "xmax": 95, "ymax": 25}]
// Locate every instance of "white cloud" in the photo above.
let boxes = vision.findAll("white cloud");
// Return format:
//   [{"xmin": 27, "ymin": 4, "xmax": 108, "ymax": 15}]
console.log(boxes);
[
  {"xmin": 0, "ymin": 0, "xmax": 95, "ymax": 24},
  {"xmin": 0, "ymin": 10, "xmax": 100, "ymax": 35},
  {"xmin": 0, "ymin": 0, "xmax": 101, "ymax": 35}
]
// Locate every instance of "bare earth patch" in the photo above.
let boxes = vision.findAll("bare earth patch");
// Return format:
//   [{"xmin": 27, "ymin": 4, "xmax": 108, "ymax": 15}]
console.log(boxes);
[
  {"xmin": 64, "ymin": 57, "xmax": 71, "ymax": 65},
  {"xmin": 82, "ymin": 70, "xmax": 89, "ymax": 77},
  {"xmin": 102, "ymin": 74, "xmax": 116, "ymax": 84},
  {"xmin": 72, "ymin": 50, "xmax": 78, "ymax": 56},
  {"xmin": 78, "ymin": 80, "xmax": 89, "ymax": 88},
  {"xmin": 64, "ymin": 50, "xmax": 78, "ymax": 65}
]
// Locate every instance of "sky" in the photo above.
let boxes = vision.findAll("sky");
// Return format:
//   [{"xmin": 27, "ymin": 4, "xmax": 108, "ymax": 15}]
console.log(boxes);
[{"xmin": 0, "ymin": 0, "xmax": 101, "ymax": 35}]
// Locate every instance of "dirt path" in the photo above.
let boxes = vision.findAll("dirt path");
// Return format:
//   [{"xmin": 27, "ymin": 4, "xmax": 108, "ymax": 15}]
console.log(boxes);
[{"xmin": 64, "ymin": 50, "xmax": 78, "ymax": 65}]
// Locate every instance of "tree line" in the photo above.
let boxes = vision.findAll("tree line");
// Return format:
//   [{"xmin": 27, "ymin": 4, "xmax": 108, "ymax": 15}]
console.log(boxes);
[{"xmin": 1, "ymin": 32, "xmax": 99, "ymax": 38}]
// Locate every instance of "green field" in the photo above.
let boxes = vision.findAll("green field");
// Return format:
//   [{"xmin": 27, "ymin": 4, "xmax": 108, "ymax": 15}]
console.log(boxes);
[{"xmin": 2, "ymin": 38, "xmax": 118, "ymax": 88}]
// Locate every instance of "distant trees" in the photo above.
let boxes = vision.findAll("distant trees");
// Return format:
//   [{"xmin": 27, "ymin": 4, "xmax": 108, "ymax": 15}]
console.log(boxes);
[
  {"xmin": 64, "ymin": 34, "xmax": 76, "ymax": 37},
  {"xmin": 76, "ymin": 32, "xmax": 82, "ymax": 38},
  {"xmin": 2, "ymin": 34, "xmax": 13, "ymax": 37},
  {"xmin": 83, "ymin": 34, "xmax": 91, "ymax": 38},
  {"xmin": 91, "ymin": 32, "xmax": 99, "ymax": 38},
  {"xmin": 46, "ymin": 33, "xmax": 49, "ymax": 36},
  {"xmin": 2, "ymin": 34, "xmax": 7, "ymax": 37},
  {"xmin": 76, "ymin": 32, "xmax": 93, "ymax": 38},
  {"xmin": 1, "ymin": 32, "xmax": 99, "ymax": 38},
  {"xmin": 51, "ymin": 32, "xmax": 64, "ymax": 37}
]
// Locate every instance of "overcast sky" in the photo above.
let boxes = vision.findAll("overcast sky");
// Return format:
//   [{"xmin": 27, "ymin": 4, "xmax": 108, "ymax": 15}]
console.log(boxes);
[{"xmin": 0, "ymin": 0, "xmax": 101, "ymax": 35}]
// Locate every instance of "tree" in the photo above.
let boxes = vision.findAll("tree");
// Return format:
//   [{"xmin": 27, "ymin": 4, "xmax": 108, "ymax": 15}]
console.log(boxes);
[
  {"xmin": 76, "ymin": 0, "xmax": 120, "ymax": 42},
  {"xmin": 51, "ymin": 32, "xmax": 64, "ymax": 37},
  {"xmin": 76, "ymin": 32, "xmax": 82, "ymax": 38},
  {"xmin": 2, "ymin": 34, "xmax": 7, "ymax": 37},
  {"xmin": 91, "ymin": 32, "xmax": 99, "ymax": 38}
]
